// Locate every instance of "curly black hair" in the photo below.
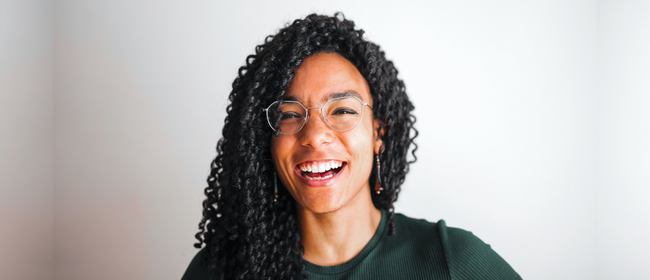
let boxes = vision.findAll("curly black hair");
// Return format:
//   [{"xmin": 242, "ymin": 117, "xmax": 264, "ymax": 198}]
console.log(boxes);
[{"xmin": 193, "ymin": 13, "xmax": 418, "ymax": 280}]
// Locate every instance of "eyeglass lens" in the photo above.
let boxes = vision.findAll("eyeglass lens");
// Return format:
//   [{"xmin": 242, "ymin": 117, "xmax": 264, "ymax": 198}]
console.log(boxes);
[{"xmin": 266, "ymin": 97, "xmax": 364, "ymax": 135}]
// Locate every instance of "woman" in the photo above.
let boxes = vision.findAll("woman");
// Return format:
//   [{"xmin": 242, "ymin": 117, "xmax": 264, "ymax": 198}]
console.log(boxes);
[{"xmin": 182, "ymin": 13, "xmax": 521, "ymax": 280}]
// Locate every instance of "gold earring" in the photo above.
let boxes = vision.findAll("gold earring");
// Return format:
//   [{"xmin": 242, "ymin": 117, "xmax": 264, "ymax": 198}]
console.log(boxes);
[
  {"xmin": 273, "ymin": 172, "xmax": 278, "ymax": 202},
  {"xmin": 374, "ymin": 156, "xmax": 384, "ymax": 194}
]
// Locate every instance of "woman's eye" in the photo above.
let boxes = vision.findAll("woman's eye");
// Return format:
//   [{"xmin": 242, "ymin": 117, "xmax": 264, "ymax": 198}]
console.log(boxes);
[
  {"xmin": 280, "ymin": 112, "xmax": 301, "ymax": 120},
  {"xmin": 332, "ymin": 109, "xmax": 358, "ymax": 115}
]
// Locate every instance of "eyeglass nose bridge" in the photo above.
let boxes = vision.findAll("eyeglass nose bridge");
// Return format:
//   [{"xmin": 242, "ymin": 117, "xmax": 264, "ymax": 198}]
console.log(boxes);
[{"xmin": 303, "ymin": 106, "xmax": 327, "ymax": 121}]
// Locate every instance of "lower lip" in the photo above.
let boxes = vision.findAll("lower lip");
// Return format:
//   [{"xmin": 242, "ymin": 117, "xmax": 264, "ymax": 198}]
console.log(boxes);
[{"xmin": 294, "ymin": 163, "xmax": 346, "ymax": 187}]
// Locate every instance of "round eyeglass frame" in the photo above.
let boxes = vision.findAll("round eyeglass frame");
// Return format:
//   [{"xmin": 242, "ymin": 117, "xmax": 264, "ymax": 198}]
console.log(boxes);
[{"xmin": 263, "ymin": 96, "xmax": 373, "ymax": 135}]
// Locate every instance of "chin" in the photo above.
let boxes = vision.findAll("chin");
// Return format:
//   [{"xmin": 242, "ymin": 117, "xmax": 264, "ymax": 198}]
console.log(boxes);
[{"xmin": 300, "ymin": 196, "xmax": 345, "ymax": 214}]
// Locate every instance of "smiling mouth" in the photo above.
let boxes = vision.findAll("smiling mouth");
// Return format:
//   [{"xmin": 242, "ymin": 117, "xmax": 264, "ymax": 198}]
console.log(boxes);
[{"xmin": 297, "ymin": 160, "xmax": 346, "ymax": 181}]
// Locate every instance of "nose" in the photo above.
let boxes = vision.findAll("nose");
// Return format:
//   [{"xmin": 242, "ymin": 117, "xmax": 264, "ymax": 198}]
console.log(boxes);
[{"xmin": 299, "ymin": 108, "xmax": 333, "ymax": 148}]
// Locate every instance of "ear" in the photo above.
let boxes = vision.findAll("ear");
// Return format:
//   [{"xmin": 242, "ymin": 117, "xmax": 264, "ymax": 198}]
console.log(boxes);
[{"xmin": 373, "ymin": 119, "xmax": 385, "ymax": 154}]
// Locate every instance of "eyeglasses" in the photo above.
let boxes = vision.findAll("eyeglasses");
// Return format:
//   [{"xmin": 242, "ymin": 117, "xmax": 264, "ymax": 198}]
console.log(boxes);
[{"xmin": 264, "ymin": 96, "xmax": 372, "ymax": 135}]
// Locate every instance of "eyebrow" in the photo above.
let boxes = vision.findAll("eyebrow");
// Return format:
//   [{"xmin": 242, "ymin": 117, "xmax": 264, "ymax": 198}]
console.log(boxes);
[
  {"xmin": 280, "ymin": 91, "xmax": 363, "ymax": 103},
  {"xmin": 326, "ymin": 91, "xmax": 362, "ymax": 102}
]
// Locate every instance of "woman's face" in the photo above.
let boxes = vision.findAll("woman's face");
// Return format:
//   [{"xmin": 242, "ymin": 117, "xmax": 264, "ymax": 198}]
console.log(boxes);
[{"xmin": 271, "ymin": 52, "xmax": 382, "ymax": 214}]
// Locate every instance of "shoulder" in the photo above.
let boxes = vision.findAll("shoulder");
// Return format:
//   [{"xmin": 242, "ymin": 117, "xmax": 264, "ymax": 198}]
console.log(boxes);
[
  {"xmin": 393, "ymin": 212, "xmax": 440, "ymax": 236},
  {"xmin": 435, "ymin": 220, "xmax": 522, "ymax": 280},
  {"xmin": 389, "ymin": 213, "xmax": 443, "ymax": 257},
  {"xmin": 392, "ymin": 213, "xmax": 521, "ymax": 280},
  {"xmin": 181, "ymin": 248, "xmax": 218, "ymax": 280}
]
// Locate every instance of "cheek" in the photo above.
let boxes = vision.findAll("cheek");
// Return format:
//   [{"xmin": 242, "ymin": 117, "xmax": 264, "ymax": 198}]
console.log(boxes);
[
  {"xmin": 270, "ymin": 137, "xmax": 298, "ymax": 188},
  {"xmin": 355, "ymin": 118, "xmax": 378, "ymax": 152},
  {"xmin": 347, "ymin": 125, "xmax": 376, "ymax": 169},
  {"xmin": 270, "ymin": 138, "xmax": 290, "ymax": 166}
]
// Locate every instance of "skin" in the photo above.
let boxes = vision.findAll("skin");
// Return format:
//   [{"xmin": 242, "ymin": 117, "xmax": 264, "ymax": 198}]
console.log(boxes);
[{"xmin": 270, "ymin": 52, "xmax": 384, "ymax": 266}]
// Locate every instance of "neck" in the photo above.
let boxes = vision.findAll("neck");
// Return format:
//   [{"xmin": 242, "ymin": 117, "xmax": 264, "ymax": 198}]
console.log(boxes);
[{"xmin": 296, "ymin": 189, "xmax": 382, "ymax": 267}]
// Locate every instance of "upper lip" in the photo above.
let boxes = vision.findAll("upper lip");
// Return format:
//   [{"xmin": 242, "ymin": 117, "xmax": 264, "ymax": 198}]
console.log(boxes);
[
  {"xmin": 294, "ymin": 160, "xmax": 345, "ymax": 180},
  {"xmin": 296, "ymin": 159, "xmax": 345, "ymax": 165},
  {"xmin": 295, "ymin": 159, "xmax": 346, "ymax": 173}
]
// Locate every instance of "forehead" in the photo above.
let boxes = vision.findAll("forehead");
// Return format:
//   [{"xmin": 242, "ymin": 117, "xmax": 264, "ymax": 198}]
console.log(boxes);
[{"xmin": 284, "ymin": 52, "xmax": 371, "ymax": 105}]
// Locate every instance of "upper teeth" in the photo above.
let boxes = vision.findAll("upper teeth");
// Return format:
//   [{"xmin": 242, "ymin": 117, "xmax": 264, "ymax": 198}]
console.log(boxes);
[{"xmin": 299, "ymin": 160, "xmax": 343, "ymax": 173}]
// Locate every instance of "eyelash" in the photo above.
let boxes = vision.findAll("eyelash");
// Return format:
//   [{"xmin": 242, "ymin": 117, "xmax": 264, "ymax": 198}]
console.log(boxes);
[{"xmin": 333, "ymin": 109, "xmax": 358, "ymax": 115}]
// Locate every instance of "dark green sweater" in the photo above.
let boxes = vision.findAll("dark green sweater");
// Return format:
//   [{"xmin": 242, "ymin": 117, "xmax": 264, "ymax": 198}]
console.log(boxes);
[{"xmin": 182, "ymin": 210, "xmax": 521, "ymax": 280}]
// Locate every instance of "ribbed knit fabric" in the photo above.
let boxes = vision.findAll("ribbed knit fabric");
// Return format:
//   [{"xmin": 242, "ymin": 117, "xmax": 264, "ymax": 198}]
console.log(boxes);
[{"xmin": 181, "ymin": 210, "xmax": 521, "ymax": 280}]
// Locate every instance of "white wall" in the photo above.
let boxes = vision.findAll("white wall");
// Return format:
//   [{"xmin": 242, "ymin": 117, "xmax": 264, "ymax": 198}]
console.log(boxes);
[
  {"xmin": 1, "ymin": 0, "xmax": 647, "ymax": 279},
  {"xmin": 596, "ymin": 1, "xmax": 650, "ymax": 279},
  {"xmin": 0, "ymin": 0, "xmax": 54, "ymax": 279},
  {"xmin": 53, "ymin": 2, "xmax": 201, "ymax": 279}
]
